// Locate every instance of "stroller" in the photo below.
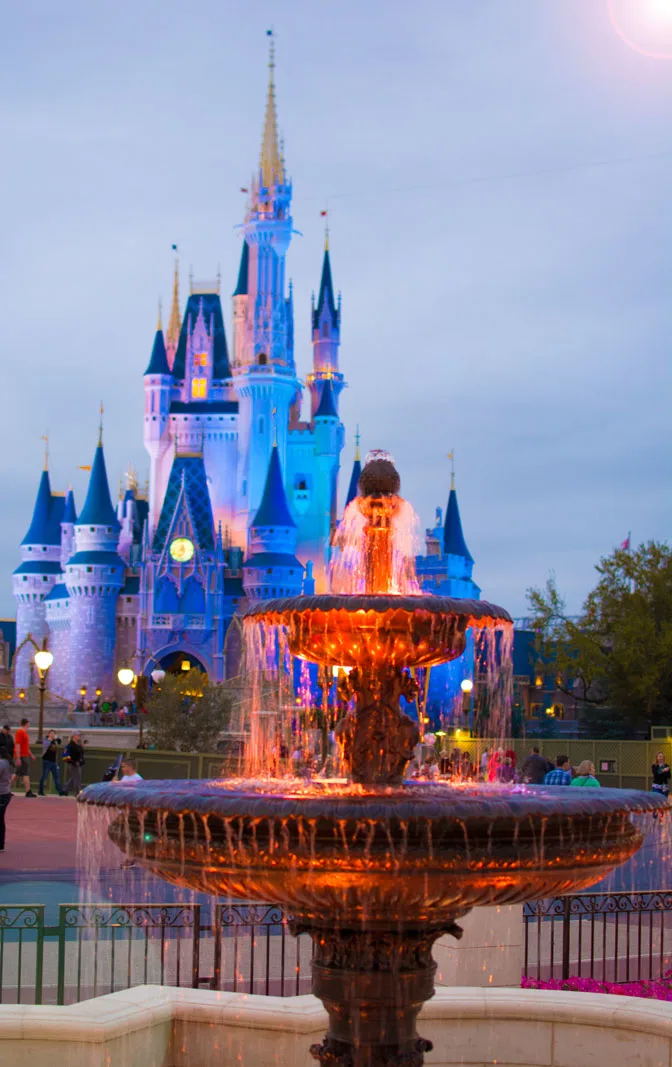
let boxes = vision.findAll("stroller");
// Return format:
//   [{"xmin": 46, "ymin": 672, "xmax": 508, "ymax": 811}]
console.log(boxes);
[{"xmin": 102, "ymin": 753, "xmax": 124, "ymax": 783}]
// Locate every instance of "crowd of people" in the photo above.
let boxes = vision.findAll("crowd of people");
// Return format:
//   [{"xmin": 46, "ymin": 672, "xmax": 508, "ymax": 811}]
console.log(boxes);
[{"xmin": 75, "ymin": 695, "xmax": 140, "ymax": 727}]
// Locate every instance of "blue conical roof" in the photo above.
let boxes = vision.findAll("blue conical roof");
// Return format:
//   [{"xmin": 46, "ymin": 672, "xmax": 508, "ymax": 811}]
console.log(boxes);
[
  {"xmin": 44, "ymin": 494, "xmax": 65, "ymax": 545},
  {"xmin": 62, "ymin": 488, "xmax": 77, "ymax": 524},
  {"xmin": 21, "ymin": 470, "xmax": 52, "ymax": 545},
  {"xmin": 233, "ymin": 241, "xmax": 249, "ymax": 297},
  {"xmin": 312, "ymin": 249, "xmax": 339, "ymax": 332},
  {"xmin": 315, "ymin": 377, "xmax": 338, "ymax": 419},
  {"xmin": 443, "ymin": 486, "xmax": 473, "ymax": 562},
  {"xmin": 144, "ymin": 328, "xmax": 170, "ymax": 375},
  {"xmin": 252, "ymin": 446, "xmax": 295, "ymax": 528},
  {"xmin": 77, "ymin": 443, "xmax": 120, "ymax": 528},
  {"xmin": 345, "ymin": 455, "xmax": 362, "ymax": 507}
]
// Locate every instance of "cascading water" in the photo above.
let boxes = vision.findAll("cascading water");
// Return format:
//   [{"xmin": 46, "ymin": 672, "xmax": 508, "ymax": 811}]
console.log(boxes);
[{"xmin": 79, "ymin": 451, "xmax": 666, "ymax": 1067}]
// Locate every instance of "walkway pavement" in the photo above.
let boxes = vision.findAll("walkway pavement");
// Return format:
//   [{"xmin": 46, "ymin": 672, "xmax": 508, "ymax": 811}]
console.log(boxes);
[{"xmin": 0, "ymin": 794, "xmax": 78, "ymax": 874}]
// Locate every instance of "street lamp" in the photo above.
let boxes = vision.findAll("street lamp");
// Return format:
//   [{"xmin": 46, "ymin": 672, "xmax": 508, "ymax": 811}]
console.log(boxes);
[
  {"xmin": 460, "ymin": 677, "xmax": 473, "ymax": 720},
  {"xmin": 34, "ymin": 646, "xmax": 54, "ymax": 742},
  {"xmin": 151, "ymin": 669, "xmax": 166, "ymax": 685},
  {"xmin": 117, "ymin": 667, "xmax": 134, "ymax": 687}
]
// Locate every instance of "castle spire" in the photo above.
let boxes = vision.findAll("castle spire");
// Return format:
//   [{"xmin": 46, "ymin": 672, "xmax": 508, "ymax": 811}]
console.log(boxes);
[
  {"xmin": 41, "ymin": 433, "xmax": 49, "ymax": 471},
  {"xmin": 157, "ymin": 299, "xmax": 163, "ymax": 331},
  {"xmin": 260, "ymin": 30, "xmax": 283, "ymax": 190},
  {"xmin": 166, "ymin": 251, "xmax": 181, "ymax": 365},
  {"xmin": 443, "ymin": 469, "xmax": 473, "ymax": 563},
  {"xmin": 77, "ymin": 435, "xmax": 120, "ymax": 529}
]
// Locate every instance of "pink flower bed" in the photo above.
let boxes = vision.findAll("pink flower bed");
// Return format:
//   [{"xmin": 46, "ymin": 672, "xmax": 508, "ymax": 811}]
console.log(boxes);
[{"xmin": 522, "ymin": 972, "xmax": 672, "ymax": 1001}]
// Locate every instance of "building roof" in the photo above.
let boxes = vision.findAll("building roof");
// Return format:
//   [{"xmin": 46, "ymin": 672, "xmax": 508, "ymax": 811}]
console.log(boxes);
[
  {"xmin": 233, "ymin": 241, "xmax": 249, "ymax": 297},
  {"xmin": 62, "ymin": 488, "xmax": 77, "ymax": 525},
  {"xmin": 172, "ymin": 292, "xmax": 230, "ymax": 380},
  {"xmin": 345, "ymin": 455, "xmax": 362, "ymax": 507},
  {"xmin": 314, "ymin": 377, "xmax": 338, "ymax": 419},
  {"xmin": 44, "ymin": 583, "xmax": 69, "ymax": 602},
  {"xmin": 242, "ymin": 551, "xmax": 303, "ymax": 570},
  {"xmin": 169, "ymin": 400, "xmax": 238, "ymax": 416},
  {"xmin": 144, "ymin": 327, "xmax": 171, "ymax": 376},
  {"xmin": 153, "ymin": 454, "xmax": 215, "ymax": 553},
  {"xmin": 251, "ymin": 445, "xmax": 296, "ymax": 529},
  {"xmin": 21, "ymin": 470, "xmax": 52, "ymax": 546},
  {"xmin": 77, "ymin": 444, "xmax": 121, "ymax": 529},
  {"xmin": 14, "ymin": 560, "xmax": 62, "ymax": 575},
  {"xmin": 312, "ymin": 248, "xmax": 339, "ymax": 332},
  {"xmin": 44, "ymin": 494, "xmax": 65, "ymax": 546},
  {"xmin": 443, "ymin": 486, "xmax": 473, "ymax": 563},
  {"xmin": 67, "ymin": 550, "xmax": 124, "ymax": 566}
]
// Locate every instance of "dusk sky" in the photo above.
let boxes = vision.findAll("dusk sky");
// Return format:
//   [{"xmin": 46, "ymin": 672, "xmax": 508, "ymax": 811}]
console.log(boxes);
[{"xmin": 1, "ymin": 0, "xmax": 670, "ymax": 618}]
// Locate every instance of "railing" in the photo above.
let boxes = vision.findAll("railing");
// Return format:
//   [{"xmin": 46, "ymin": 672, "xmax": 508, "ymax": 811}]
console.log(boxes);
[
  {"xmin": 523, "ymin": 891, "xmax": 672, "ymax": 983},
  {"xmin": 0, "ymin": 902, "xmax": 313, "ymax": 1005}
]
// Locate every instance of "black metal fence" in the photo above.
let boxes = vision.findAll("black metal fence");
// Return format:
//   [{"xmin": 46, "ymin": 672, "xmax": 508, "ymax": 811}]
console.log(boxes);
[
  {"xmin": 523, "ymin": 891, "xmax": 672, "ymax": 983},
  {"xmin": 0, "ymin": 902, "xmax": 313, "ymax": 1005}
]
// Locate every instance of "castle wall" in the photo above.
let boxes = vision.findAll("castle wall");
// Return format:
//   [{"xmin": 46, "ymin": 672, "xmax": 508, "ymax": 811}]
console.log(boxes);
[
  {"xmin": 67, "ymin": 594, "xmax": 119, "ymax": 699},
  {"xmin": 13, "ymin": 597, "xmax": 48, "ymax": 689},
  {"xmin": 45, "ymin": 611, "xmax": 71, "ymax": 698}
]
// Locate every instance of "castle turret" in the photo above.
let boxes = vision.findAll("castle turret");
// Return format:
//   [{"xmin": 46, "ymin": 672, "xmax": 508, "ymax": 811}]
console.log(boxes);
[
  {"xmin": 243, "ymin": 444, "xmax": 303, "ymax": 599},
  {"xmin": 143, "ymin": 315, "xmax": 172, "ymax": 535},
  {"xmin": 313, "ymin": 377, "xmax": 344, "ymax": 575},
  {"xmin": 232, "ymin": 36, "xmax": 300, "ymax": 533},
  {"xmin": 13, "ymin": 464, "xmax": 62, "ymax": 690},
  {"xmin": 60, "ymin": 488, "xmax": 77, "ymax": 569},
  {"xmin": 65, "ymin": 433, "xmax": 124, "ymax": 699},
  {"xmin": 308, "ymin": 235, "xmax": 345, "ymax": 418},
  {"xmin": 344, "ymin": 432, "xmax": 362, "ymax": 509}
]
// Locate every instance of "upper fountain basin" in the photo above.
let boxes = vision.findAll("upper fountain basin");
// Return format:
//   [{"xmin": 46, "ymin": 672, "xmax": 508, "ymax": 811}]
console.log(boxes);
[{"xmin": 244, "ymin": 595, "xmax": 512, "ymax": 668}]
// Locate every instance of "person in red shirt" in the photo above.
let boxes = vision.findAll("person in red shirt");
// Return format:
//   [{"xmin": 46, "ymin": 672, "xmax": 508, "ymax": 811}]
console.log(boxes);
[{"xmin": 11, "ymin": 718, "xmax": 36, "ymax": 797}]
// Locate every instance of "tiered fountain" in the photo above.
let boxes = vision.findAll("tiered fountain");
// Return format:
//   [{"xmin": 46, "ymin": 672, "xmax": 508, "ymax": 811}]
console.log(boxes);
[{"xmin": 81, "ymin": 454, "xmax": 664, "ymax": 1067}]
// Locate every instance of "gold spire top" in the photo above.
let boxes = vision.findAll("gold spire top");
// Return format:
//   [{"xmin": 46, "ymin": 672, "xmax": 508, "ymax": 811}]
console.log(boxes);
[
  {"xmin": 98, "ymin": 402, "xmax": 104, "ymax": 447},
  {"xmin": 40, "ymin": 433, "xmax": 49, "ymax": 471},
  {"xmin": 166, "ymin": 251, "xmax": 181, "ymax": 360},
  {"xmin": 272, "ymin": 406, "xmax": 278, "ymax": 446},
  {"xmin": 355, "ymin": 426, "xmax": 360, "ymax": 462},
  {"xmin": 157, "ymin": 298, "xmax": 163, "ymax": 332},
  {"xmin": 447, "ymin": 449, "xmax": 455, "ymax": 490},
  {"xmin": 260, "ymin": 30, "xmax": 283, "ymax": 190}
]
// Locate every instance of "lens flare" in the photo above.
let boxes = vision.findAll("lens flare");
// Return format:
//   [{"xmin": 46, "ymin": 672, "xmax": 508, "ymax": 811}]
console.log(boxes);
[{"xmin": 608, "ymin": 0, "xmax": 672, "ymax": 59}]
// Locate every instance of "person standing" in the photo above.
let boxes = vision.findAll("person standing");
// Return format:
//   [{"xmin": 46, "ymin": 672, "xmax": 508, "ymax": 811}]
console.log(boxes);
[
  {"xmin": 0, "ymin": 748, "xmax": 11, "ymax": 851},
  {"xmin": 521, "ymin": 745, "xmax": 552, "ymax": 785},
  {"xmin": 652, "ymin": 752, "xmax": 671, "ymax": 798},
  {"xmin": 543, "ymin": 755, "xmax": 573, "ymax": 786},
  {"xmin": 571, "ymin": 760, "xmax": 600, "ymax": 788},
  {"xmin": 63, "ymin": 732, "xmax": 85, "ymax": 796},
  {"xmin": 11, "ymin": 718, "xmax": 36, "ymax": 797},
  {"xmin": 0, "ymin": 724, "xmax": 13, "ymax": 760},
  {"xmin": 39, "ymin": 731, "xmax": 66, "ymax": 796}
]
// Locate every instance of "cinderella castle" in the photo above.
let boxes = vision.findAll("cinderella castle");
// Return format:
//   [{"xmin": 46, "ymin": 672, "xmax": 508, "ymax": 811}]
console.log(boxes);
[{"xmin": 11, "ymin": 41, "xmax": 480, "ymax": 706}]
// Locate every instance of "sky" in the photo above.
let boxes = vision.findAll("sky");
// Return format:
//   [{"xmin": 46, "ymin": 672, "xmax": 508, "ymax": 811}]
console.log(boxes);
[{"xmin": 0, "ymin": 0, "xmax": 670, "ymax": 618}]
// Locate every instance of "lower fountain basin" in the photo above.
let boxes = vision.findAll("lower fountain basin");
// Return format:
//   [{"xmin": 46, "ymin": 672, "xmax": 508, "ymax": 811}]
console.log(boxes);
[
  {"xmin": 245, "ymin": 594, "xmax": 512, "ymax": 668},
  {"xmin": 80, "ymin": 779, "xmax": 664, "ymax": 927}
]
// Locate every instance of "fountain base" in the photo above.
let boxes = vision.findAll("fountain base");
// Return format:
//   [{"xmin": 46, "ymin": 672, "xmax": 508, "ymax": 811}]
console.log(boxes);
[{"xmin": 294, "ymin": 921, "xmax": 463, "ymax": 1067}]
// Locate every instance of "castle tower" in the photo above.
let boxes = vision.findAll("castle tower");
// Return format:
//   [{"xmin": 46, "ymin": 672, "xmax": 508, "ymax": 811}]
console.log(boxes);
[
  {"xmin": 60, "ymin": 488, "xmax": 77, "ymax": 569},
  {"xmin": 344, "ymin": 431, "xmax": 362, "ymax": 509},
  {"xmin": 308, "ymin": 235, "xmax": 345, "ymax": 418},
  {"xmin": 12, "ymin": 462, "xmax": 63, "ymax": 690},
  {"xmin": 243, "ymin": 444, "xmax": 303, "ymax": 599},
  {"xmin": 165, "ymin": 256, "xmax": 181, "ymax": 370},
  {"xmin": 313, "ymin": 377, "xmax": 344, "ymax": 567},
  {"xmin": 143, "ymin": 315, "xmax": 172, "ymax": 535},
  {"xmin": 65, "ymin": 432, "xmax": 124, "ymax": 698},
  {"xmin": 232, "ymin": 35, "xmax": 300, "ymax": 533}
]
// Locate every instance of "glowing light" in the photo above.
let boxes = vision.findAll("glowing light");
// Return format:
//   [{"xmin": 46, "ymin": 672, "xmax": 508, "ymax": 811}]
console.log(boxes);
[
  {"xmin": 608, "ymin": 0, "xmax": 672, "ymax": 60},
  {"xmin": 117, "ymin": 668, "xmax": 134, "ymax": 686},
  {"xmin": 460, "ymin": 678, "xmax": 473, "ymax": 693},
  {"xmin": 181, "ymin": 660, "xmax": 191, "ymax": 672},
  {"xmin": 34, "ymin": 650, "xmax": 53, "ymax": 673},
  {"xmin": 151, "ymin": 669, "xmax": 166, "ymax": 684}
]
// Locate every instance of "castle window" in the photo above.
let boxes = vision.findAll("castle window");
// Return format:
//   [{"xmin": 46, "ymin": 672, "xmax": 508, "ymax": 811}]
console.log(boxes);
[
  {"xmin": 298, "ymin": 480, "xmax": 306, "ymax": 491},
  {"xmin": 192, "ymin": 378, "xmax": 207, "ymax": 399},
  {"xmin": 86, "ymin": 567, "xmax": 92, "ymax": 574},
  {"xmin": 258, "ymin": 416, "xmax": 264, "ymax": 434},
  {"xmin": 42, "ymin": 546, "xmax": 46, "ymax": 552},
  {"xmin": 90, "ymin": 527, "xmax": 94, "ymax": 533},
  {"xmin": 322, "ymin": 322, "xmax": 329, "ymax": 338},
  {"xmin": 195, "ymin": 352, "xmax": 208, "ymax": 368},
  {"xmin": 43, "ymin": 576, "xmax": 48, "ymax": 582},
  {"xmin": 258, "ymin": 353, "xmax": 268, "ymax": 366}
]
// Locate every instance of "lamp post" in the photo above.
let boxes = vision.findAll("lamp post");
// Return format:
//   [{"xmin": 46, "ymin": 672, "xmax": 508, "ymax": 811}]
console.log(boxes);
[
  {"xmin": 34, "ymin": 644, "xmax": 54, "ymax": 742},
  {"xmin": 460, "ymin": 677, "xmax": 474, "ymax": 731}
]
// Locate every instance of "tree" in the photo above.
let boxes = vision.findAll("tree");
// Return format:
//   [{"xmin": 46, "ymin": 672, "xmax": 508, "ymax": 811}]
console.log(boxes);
[
  {"xmin": 145, "ymin": 669, "xmax": 233, "ymax": 752},
  {"xmin": 527, "ymin": 542, "xmax": 672, "ymax": 732}
]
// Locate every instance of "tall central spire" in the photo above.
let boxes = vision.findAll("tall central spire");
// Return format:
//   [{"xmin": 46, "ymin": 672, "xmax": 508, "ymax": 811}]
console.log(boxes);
[
  {"xmin": 260, "ymin": 30, "xmax": 283, "ymax": 190},
  {"xmin": 166, "ymin": 252, "xmax": 181, "ymax": 367}
]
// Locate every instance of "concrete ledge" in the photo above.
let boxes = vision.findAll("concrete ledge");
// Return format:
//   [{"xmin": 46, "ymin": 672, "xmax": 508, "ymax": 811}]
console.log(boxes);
[{"xmin": 2, "ymin": 985, "xmax": 672, "ymax": 1066}]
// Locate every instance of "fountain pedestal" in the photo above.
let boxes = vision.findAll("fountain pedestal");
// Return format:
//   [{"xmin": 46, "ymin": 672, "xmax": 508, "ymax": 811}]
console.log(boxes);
[{"xmin": 296, "ymin": 922, "xmax": 462, "ymax": 1067}]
